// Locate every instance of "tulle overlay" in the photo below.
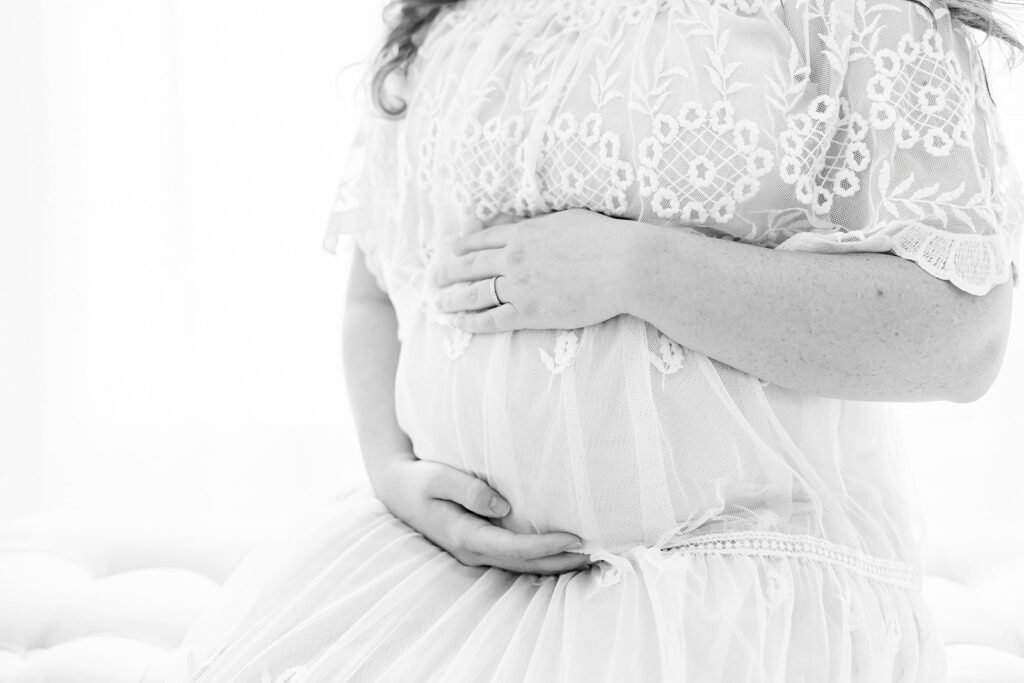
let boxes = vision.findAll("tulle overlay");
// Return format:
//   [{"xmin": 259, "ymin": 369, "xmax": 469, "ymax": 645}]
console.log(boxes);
[
  {"xmin": 173, "ymin": 485, "xmax": 945, "ymax": 682},
  {"xmin": 171, "ymin": 0, "xmax": 1024, "ymax": 679}
]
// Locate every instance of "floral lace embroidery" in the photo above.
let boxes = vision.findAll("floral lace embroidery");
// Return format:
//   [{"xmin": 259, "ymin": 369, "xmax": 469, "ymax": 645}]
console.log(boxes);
[
  {"xmin": 638, "ymin": 98, "xmax": 773, "ymax": 227},
  {"xmin": 539, "ymin": 329, "xmax": 581, "ymax": 382},
  {"xmin": 345, "ymin": 0, "xmax": 1019, "ymax": 354},
  {"xmin": 539, "ymin": 112, "xmax": 635, "ymax": 217},
  {"xmin": 867, "ymin": 27, "xmax": 974, "ymax": 156},
  {"xmin": 779, "ymin": 95, "xmax": 871, "ymax": 217},
  {"xmin": 647, "ymin": 332, "xmax": 685, "ymax": 389},
  {"xmin": 706, "ymin": 0, "xmax": 761, "ymax": 16},
  {"xmin": 835, "ymin": 586, "xmax": 858, "ymax": 632},
  {"xmin": 762, "ymin": 562, "xmax": 794, "ymax": 611},
  {"xmin": 886, "ymin": 607, "xmax": 904, "ymax": 646},
  {"xmin": 637, "ymin": 11, "xmax": 773, "ymax": 233},
  {"xmin": 443, "ymin": 328, "xmax": 473, "ymax": 360}
]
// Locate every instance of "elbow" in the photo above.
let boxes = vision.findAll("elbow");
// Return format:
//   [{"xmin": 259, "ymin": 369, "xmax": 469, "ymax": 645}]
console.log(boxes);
[
  {"xmin": 948, "ymin": 339, "xmax": 1005, "ymax": 403},
  {"xmin": 945, "ymin": 282, "xmax": 1013, "ymax": 404}
]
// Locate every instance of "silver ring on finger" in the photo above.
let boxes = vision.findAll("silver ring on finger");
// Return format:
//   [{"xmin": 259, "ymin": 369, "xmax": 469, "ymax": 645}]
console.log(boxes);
[{"xmin": 489, "ymin": 274, "xmax": 503, "ymax": 307}]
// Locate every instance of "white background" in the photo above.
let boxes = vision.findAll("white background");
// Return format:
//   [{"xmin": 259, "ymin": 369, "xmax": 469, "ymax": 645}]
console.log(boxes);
[{"xmin": 1, "ymin": 1, "xmax": 1022, "ymax": 533}]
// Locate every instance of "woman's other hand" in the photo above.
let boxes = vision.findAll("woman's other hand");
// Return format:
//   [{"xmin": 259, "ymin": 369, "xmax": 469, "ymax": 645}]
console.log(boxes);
[
  {"xmin": 369, "ymin": 455, "xmax": 590, "ymax": 575},
  {"xmin": 428, "ymin": 208, "xmax": 635, "ymax": 333}
]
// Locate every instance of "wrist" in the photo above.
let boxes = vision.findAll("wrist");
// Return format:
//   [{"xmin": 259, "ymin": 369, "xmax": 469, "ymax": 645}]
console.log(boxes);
[
  {"xmin": 364, "ymin": 449, "xmax": 416, "ymax": 495},
  {"xmin": 609, "ymin": 220, "xmax": 653, "ymax": 317},
  {"xmin": 612, "ymin": 220, "xmax": 691, "ymax": 316},
  {"xmin": 615, "ymin": 221, "xmax": 708, "ymax": 334}
]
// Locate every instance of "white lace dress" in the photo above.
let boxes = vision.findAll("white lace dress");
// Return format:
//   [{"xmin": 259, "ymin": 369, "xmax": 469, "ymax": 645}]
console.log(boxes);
[{"xmin": 171, "ymin": 0, "xmax": 1022, "ymax": 680}]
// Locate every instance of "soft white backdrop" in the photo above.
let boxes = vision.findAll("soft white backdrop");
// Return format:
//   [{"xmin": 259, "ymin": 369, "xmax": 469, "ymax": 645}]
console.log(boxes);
[{"xmin": 1, "ymin": 1, "xmax": 1022, "ymax": 533}]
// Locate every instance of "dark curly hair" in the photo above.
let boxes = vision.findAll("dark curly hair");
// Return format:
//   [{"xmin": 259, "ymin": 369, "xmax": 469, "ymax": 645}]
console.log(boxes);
[{"xmin": 368, "ymin": 0, "xmax": 1023, "ymax": 119}]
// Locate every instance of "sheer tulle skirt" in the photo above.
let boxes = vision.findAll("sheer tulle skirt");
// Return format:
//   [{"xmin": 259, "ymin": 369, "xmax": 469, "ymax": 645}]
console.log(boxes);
[{"xmin": 168, "ymin": 485, "xmax": 947, "ymax": 682}]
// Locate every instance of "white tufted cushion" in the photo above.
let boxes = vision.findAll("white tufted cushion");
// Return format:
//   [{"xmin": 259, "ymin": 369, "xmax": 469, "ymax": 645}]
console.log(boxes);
[
  {"xmin": 921, "ymin": 522, "xmax": 1024, "ymax": 682},
  {"xmin": 1, "ymin": 516, "xmax": 1022, "ymax": 682},
  {"xmin": 0, "ymin": 516, "xmax": 265, "ymax": 683}
]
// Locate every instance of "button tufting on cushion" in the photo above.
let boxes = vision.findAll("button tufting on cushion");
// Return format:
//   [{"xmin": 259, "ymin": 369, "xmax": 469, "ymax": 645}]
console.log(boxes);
[{"xmin": 1, "ymin": 516, "xmax": 1023, "ymax": 682}]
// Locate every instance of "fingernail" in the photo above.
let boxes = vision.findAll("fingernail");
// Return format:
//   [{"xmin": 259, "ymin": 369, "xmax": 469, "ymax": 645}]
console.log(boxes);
[
  {"xmin": 565, "ymin": 539, "xmax": 583, "ymax": 550},
  {"xmin": 490, "ymin": 497, "xmax": 510, "ymax": 515}
]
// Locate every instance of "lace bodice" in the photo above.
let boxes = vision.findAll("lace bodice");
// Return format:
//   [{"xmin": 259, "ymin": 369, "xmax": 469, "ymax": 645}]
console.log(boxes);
[
  {"xmin": 328, "ymin": 0, "xmax": 1021, "ymax": 305},
  {"xmin": 321, "ymin": 0, "xmax": 1022, "ymax": 566}
]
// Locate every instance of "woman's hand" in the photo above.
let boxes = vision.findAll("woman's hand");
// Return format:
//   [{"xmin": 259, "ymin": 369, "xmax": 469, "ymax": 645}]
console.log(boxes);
[
  {"xmin": 427, "ymin": 209, "xmax": 634, "ymax": 333},
  {"xmin": 370, "ymin": 455, "xmax": 591, "ymax": 575}
]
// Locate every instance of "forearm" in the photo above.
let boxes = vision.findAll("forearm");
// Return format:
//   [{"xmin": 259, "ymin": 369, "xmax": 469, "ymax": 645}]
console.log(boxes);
[
  {"xmin": 342, "ymin": 285, "xmax": 415, "ymax": 488},
  {"xmin": 616, "ymin": 222, "xmax": 1011, "ymax": 403}
]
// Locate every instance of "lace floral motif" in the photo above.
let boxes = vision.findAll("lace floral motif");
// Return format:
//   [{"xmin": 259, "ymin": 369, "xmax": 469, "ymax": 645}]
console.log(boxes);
[
  {"xmin": 835, "ymin": 586, "xmax": 858, "ymax": 632},
  {"xmin": 449, "ymin": 113, "xmax": 531, "ymax": 221},
  {"xmin": 779, "ymin": 95, "xmax": 871, "ymax": 217},
  {"xmin": 638, "ymin": 99, "xmax": 773, "ymax": 227},
  {"xmin": 762, "ymin": 562, "xmax": 794, "ymax": 612},
  {"xmin": 539, "ymin": 112, "xmax": 635, "ymax": 218},
  {"xmin": 867, "ymin": 27, "xmax": 974, "ymax": 157},
  {"xmin": 886, "ymin": 607, "xmax": 904, "ymax": 649},
  {"xmin": 333, "ymin": 0, "xmax": 1019, "ymax": 306},
  {"xmin": 706, "ymin": 0, "xmax": 761, "ymax": 16},
  {"xmin": 539, "ymin": 330, "xmax": 581, "ymax": 385},
  {"xmin": 636, "ymin": 11, "xmax": 774, "ymax": 236},
  {"xmin": 443, "ymin": 328, "xmax": 473, "ymax": 360},
  {"xmin": 647, "ymin": 332, "xmax": 685, "ymax": 389}
]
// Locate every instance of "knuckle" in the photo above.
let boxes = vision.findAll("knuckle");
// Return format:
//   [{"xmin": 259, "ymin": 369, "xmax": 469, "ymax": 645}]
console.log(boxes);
[
  {"xmin": 447, "ymin": 535, "xmax": 468, "ymax": 555},
  {"xmin": 427, "ymin": 467, "xmax": 448, "ymax": 491},
  {"xmin": 466, "ymin": 284, "xmax": 478, "ymax": 303},
  {"xmin": 506, "ymin": 247, "xmax": 524, "ymax": 265}
]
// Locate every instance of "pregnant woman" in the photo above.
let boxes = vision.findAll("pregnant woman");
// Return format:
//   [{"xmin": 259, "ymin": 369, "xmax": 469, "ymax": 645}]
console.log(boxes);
[{"xmin": 173, "ymin": 0, "xmax": 1022, "ymax": 680}]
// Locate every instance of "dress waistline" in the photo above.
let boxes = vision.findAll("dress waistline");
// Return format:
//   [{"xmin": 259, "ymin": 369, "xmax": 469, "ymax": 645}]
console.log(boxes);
[
  {"xmin": 655, "ymin": 530, "xmax": 923, "ymax": 589},
  {"xmin": 583, "ymin": 530, "xmax": 922, "ymax": 589}
]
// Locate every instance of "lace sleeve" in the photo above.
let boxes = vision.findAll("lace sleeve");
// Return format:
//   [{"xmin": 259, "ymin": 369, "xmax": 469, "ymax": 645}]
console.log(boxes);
[
  {"xmin": 323, "ymin": 106, "xmax": 391, "ymax": 294},
  {"xmin": 775, "ymin": 0, "xmax": 1023, "ymax": 296}
]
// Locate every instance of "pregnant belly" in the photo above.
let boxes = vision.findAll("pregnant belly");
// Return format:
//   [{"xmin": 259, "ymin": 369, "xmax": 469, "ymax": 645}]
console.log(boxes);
[{"xmin": 394, "ymin": 311, "xmax": 832, "ymax": 550}]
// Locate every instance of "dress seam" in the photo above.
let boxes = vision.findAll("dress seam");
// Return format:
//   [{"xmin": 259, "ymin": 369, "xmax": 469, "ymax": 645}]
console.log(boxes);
[{"xmin": 657, "ymin": 530, "xmax": 923, "ymax": 589}]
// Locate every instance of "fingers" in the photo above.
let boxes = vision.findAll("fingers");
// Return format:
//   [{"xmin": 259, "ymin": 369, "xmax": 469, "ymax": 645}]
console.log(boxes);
[
  {"xmin": 452, "ymin": 302, "xmax": 517, "ymax": 334},
  {"xmin": 431, "ymin": 248, "xmax": 504, "ymax": 288},
  {"xmin": 425, "ymin": 464, "xmax": 510, "ymax": 518},
  {"xmin": 458, "ymin": 548, "xmax": 592, "ymax": 576},
  {"xmin": 446, "ymin": 223, "xmax": 516, "ymax": 255},
  {"xmin": 420, "ymin": 462, "xmax": 592, "ymax": 577},
  {"xmin": 434, "ymin": 278, "xmax": 499, "ymax": 314},
  {"xmin": 503, "ymin": 551, "xmax": 592, "ymax": 575},
  {"xmin": 461, "ymin": 519, "xmax": 582, "ymax": 562}
]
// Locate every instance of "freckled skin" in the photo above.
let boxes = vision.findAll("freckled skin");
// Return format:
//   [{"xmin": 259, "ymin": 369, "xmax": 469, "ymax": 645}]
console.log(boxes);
[{"xmin": 620, "ymin": 221, "xmax": 1013, "ymax": 402}]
